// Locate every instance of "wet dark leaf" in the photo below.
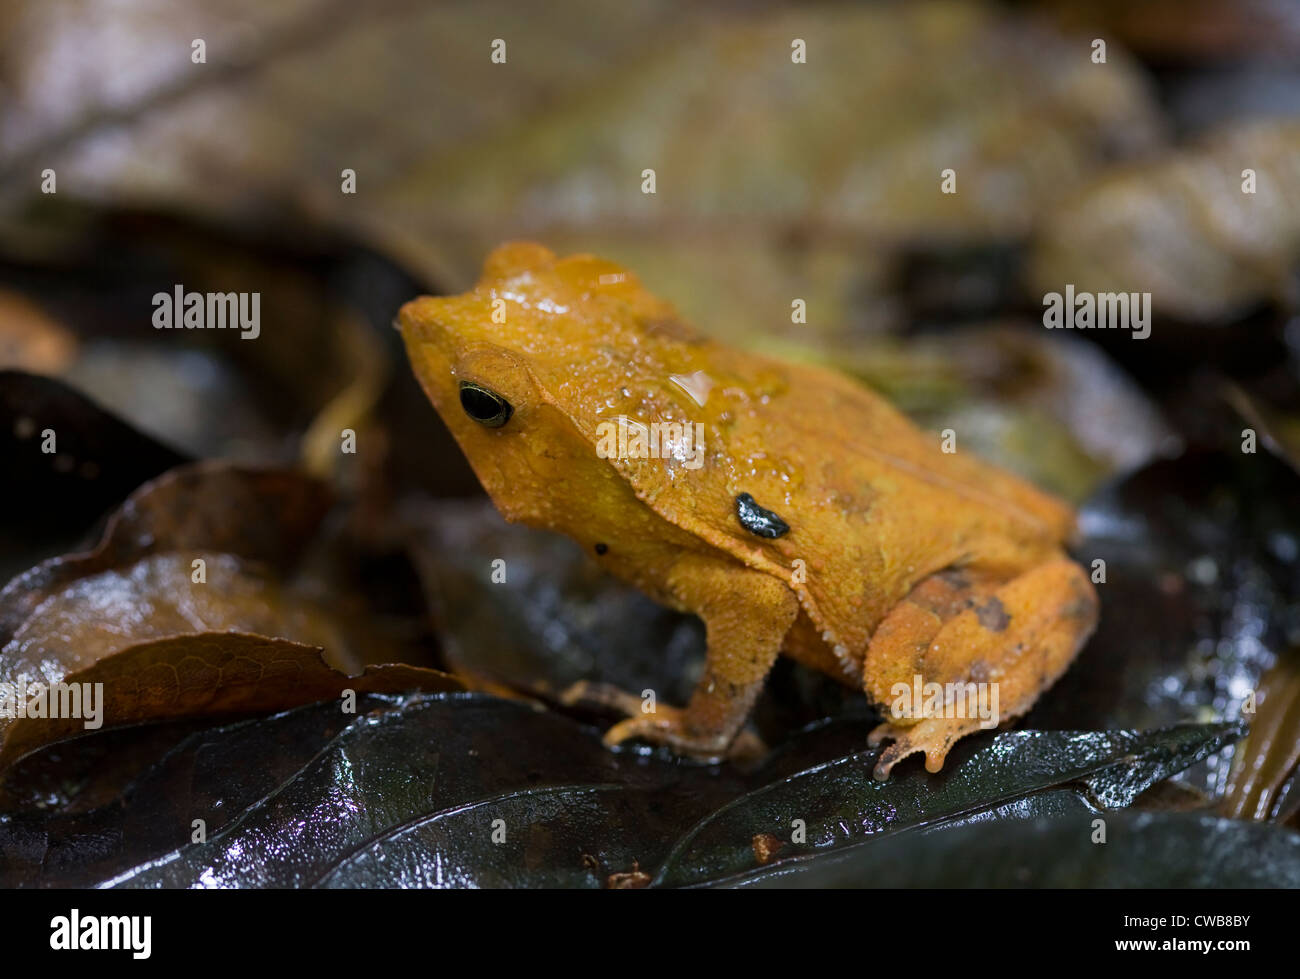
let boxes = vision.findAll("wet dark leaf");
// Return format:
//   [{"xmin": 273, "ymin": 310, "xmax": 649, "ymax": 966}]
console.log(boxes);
[
  {"xmin": 0, "ymin": 460, "xmax": 331, "ymax": 645},
  {"xmin": 740, "ymin": 808, "xmax": 1300, "ymax": 888},
  {"xmin": 87, "ymin": 695, "xmax": 725, "ymax": 889},
  {"xmin": 653, "ymin": 722, "xmax": 1244, "ymax": 887},
  {"xmin": 0, "ymin": 633, "xmax": 460, "ymax": 778},
  {"xmin": 0, "ymin": 693, "xmax": 1242, "ymax": 888},
  {"xmin": 0, "ymin": 694, "xmax": 401, "ymax": 884}
]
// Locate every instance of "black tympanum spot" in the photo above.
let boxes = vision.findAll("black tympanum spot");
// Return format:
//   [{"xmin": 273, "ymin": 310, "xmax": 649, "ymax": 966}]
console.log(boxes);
[
  {"xmin": 594, "ymin": 542, "xmax": 608, "ymax": 555},
  {"xmin": 735, "ymin": 492, "xmax": 790, "ymax": 539},
  {"xmin": 458, "ymin": 381, "xmax": 513, "ymax": 428}
]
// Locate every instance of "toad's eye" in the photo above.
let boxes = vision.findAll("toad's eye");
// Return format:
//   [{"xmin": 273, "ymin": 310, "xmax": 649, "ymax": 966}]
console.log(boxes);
[{"xmin": 458, "ymin": 381, "xmax": 513, "ymax": 428}]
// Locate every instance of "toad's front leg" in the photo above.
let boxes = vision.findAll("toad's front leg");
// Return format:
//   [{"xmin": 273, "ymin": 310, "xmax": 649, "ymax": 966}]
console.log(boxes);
[{"xmin": 602, "ymin": 555, "xmax": 799, "ymax": 760}]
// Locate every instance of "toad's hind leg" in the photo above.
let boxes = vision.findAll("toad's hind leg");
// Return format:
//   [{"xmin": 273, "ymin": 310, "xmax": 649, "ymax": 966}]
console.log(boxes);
[{"xmin": 865, "ymin": 557, "xmax": 1098, "ymax": 780}]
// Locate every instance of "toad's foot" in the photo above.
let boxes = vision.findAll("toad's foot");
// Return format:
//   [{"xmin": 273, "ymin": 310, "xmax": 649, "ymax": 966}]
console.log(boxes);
[
  {"xmin": 563, "ymin": 681, "xmax": 763, "ymax": 760},
  {"xmin": 868, "ymin": 716, "xmax": 993, "ymax": 780}
]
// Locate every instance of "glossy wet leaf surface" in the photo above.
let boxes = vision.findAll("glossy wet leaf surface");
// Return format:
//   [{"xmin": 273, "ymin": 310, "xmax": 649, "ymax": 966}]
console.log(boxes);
[
  {"xmin": 740, "ymin": 806, "xmax": 1300, "ymax": 888},
  {"xmin": 652, "ymin": 722, "xmax": 1244, "ymax": 887},
  {"xmin": 0, "ymin": 694, "xmax": 1253, "ymax": 888}
]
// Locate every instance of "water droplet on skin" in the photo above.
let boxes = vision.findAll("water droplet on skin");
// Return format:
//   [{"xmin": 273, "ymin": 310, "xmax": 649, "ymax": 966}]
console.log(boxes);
[{"xmin": 668, "ymin": 370, "xmax": 715, "ymax": 407}]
